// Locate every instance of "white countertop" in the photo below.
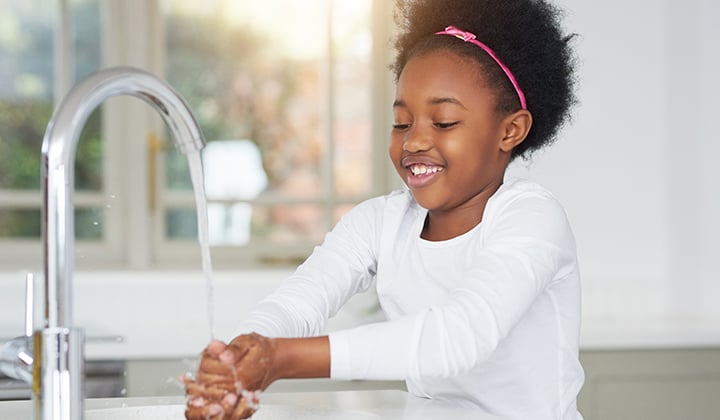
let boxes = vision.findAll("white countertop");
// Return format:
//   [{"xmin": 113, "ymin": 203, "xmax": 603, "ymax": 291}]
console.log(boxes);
[
  {"xmin": 0, "ymin": 390, "xmax": 505, "ymax": 419},
  {"xmin": 2, "ymin": 270, "xmax": 720, "ymax": 360}
]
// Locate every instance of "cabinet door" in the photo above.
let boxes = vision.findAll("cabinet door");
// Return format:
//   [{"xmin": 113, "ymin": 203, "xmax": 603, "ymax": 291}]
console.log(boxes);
[{"xmin": 578, "ymin": 349, "xmax": 720, "ymax": 420}]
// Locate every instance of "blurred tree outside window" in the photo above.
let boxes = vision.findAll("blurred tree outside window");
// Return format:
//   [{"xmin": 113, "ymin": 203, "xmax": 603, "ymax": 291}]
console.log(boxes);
[
  {"xmin": 0, "ymin": 0, "xmax": 102, "ymax": 241},
  {"xmin": 161, "ymin": 0, "xmax": 374, "ymax": 253},
  {"xmin": 0, "ymin": 0, "xmax": 385, "ymax": 268}
]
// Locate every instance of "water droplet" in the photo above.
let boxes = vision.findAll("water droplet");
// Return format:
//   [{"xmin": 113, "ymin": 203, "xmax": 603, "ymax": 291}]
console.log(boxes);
[{"xmin": 92, "ymin": 221, "xmax": 99, "ymax": 226}]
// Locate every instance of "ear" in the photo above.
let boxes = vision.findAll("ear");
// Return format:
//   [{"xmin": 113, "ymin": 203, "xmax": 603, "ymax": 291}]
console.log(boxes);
[{"xmin": 498, "ymin": 110, "xmax": 533, "ymax": 153}]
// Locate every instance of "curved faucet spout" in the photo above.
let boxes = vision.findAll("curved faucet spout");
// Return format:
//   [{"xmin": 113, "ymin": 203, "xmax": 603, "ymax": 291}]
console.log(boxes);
[
  {"xmin": 42, "ymin": 66, "xmax": 206, "ymax": 330},
  {"xmin": 34, "ymin": 66, "xmax": 206, "ymax": 419}
]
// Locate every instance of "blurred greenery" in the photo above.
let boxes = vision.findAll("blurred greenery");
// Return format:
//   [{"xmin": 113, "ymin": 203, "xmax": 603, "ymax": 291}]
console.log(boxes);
[
  {"xmin": 163, "ymin": 12, "xmax": 318, "ymax": 192},
  {"xmin": 2, "ymin": 1, "xmax": 326, "ymax": 242},
  {"xmin": 0, "ymin": 0, "xmax": 102, "ymax": 238}
]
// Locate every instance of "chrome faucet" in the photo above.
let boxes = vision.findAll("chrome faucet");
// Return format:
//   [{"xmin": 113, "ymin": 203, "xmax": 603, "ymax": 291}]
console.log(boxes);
[{"xmin": 0, "ymin": 67, "xmax": 205, "ymax": 419}]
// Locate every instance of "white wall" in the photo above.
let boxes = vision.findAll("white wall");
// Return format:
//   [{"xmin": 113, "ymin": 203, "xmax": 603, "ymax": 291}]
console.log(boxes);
[{"xmin": 508, "ymin": 0, "xmax": 720, "ymax": 321}]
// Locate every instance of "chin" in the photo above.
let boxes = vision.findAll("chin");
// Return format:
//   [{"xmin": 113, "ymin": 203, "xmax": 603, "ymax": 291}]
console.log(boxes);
[{"xmin": 409, "ymin": 190, "xmax": 441, "ymax": 211}]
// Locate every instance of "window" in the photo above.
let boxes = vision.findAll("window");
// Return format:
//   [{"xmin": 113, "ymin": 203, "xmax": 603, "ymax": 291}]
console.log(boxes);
[
  {"xmin": 0, "ymin": 0, "xmax": 104, "ymax": 267},
  {"xmin": 0, "ymin": 0, "xmax": 397, "ymax": 270}
]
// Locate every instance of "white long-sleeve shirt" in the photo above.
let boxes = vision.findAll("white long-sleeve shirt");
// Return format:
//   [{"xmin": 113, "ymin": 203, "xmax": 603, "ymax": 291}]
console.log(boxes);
[{"xmin": 238, "ymin": 178, "xmax": 585, "ymax": 420}]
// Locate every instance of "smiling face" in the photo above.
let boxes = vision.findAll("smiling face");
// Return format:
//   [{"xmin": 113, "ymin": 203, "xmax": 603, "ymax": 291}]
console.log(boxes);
[{"xmin": 389, "ymin": 50, "xmax": 528, "ymax": 238}]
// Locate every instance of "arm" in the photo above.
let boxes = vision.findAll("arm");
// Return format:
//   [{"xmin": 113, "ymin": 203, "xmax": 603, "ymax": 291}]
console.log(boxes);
[
  {"xmin": 236, "ymin": 197, "xmax": 384, "ymax": 338},
  {"xmin": 265, "ymin": 336, "xmax": 331, "ymax": 383},
  {"xmin": 185, "ymin": 198, "xmax": 385, "ymax": 419},
  {"xmin": 330, "ymin": 189, "xmax": 579, "ymax": 381}
]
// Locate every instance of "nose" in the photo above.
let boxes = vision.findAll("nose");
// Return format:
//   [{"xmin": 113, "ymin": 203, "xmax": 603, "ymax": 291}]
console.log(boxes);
[{"xmin": 402, "ymin": 126, "xmax": 433, "ymax": 153}]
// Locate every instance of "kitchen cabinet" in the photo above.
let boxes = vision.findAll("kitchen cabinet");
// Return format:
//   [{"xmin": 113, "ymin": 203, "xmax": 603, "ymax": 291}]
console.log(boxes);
[{"xmin": 578, "ymin": 348, "xmax": 720, "ymax": 420}]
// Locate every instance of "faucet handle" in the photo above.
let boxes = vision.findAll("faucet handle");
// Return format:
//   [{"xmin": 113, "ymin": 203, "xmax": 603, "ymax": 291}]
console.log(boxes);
[
  {"xmin": 24, "ymin": 272, "xmax": 35, "ymax": 337},
  {"xmin": 0, "ymin": 272, "xmax": 36, "ymax": 384}
]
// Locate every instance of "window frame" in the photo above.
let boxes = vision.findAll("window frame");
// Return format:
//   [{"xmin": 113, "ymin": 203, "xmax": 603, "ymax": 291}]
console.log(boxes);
[{"xmin": 0, "ymin": 0, "xmax": 399, "ymax": 271}]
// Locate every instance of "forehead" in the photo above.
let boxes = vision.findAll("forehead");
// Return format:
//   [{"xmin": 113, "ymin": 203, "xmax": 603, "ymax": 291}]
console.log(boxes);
[{"xmin": 395, "ymin": 50, "xmax": 494, "ymax": 107}]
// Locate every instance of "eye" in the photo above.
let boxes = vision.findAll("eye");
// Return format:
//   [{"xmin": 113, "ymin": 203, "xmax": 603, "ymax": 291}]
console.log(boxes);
[
  {"xmin": 392, "ymin": 123, "xmax": 411, "ymax": 131},
  {"xmin": 434, "ymin": 121, "xmax": 459, "ymax": 129}
]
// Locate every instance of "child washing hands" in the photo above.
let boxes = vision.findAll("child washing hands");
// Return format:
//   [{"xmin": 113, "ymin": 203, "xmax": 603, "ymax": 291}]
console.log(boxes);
[{"xmin": 186, "ymin": 0, "xmax": 583, "ymax": 418}]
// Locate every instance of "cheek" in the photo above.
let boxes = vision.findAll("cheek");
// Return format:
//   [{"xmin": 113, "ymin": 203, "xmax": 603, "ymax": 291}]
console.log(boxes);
[
  {"xmin": 443, "ymin": 133, "xmax": 500, "ymax": 174},
  {"xmin": 442, "ymin": 135, "xmax": 479, "ymax": 166},
  {"xmin": 388, "ymin": 136, "xmax": 406, "ymax": 175},
  {"xmin": 388, "ymin": 134, "xmax": 402, "ymax": 161},
  {"xmin": 461, "ymin": 127, "xmax": 501, "ymax": 154}
]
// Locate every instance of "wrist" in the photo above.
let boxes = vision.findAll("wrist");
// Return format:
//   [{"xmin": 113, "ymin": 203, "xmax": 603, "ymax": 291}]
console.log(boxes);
[{"xmin": 270, "ymin": 336, "xmax": 330, "ymax": 382}]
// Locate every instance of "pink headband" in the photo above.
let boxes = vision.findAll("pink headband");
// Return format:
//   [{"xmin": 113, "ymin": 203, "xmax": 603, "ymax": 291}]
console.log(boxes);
[{"xmin": 435, "ymin": 26, "xmax": 527, "ymax": 110}]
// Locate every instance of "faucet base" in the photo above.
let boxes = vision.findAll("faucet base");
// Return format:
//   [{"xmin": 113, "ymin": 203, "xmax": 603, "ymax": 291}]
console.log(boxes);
[{"xmin": 33, "ymin": 327, "xmax": 85, "ymax": 420}]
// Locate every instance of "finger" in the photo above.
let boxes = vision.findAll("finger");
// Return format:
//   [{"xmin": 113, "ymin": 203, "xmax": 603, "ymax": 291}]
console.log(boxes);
[
  {"xmin": 185, "ymin": 404, "xmax": 220, "ymax": 420},
  {"xmin": 205, "ymin": 403, "xmax": 225, "ymax": 419},
  {"xmin": 184, "ymin": 405, "xmax": 204, "ymax": 420},
  {"xmin": 224, "ymin": 338, "xmax": 253, "ymax": 362},
  {"xmin": 233, "ymin": 390, "xmax": 261, "ymax": 419},
  {"xmin": 218, "ymin": 348, "xmax": 237, "ymax": 365},
  {"xmin": 196, "ymin": 371, "xmax": 236, "ymax": 390},
  {"xmin": 199, "ymin": 356, "xmax": 235, "ymax": 376},
  {"xmin": 228, "ymin": 333, "xmax": 264, "ymax": 352},
  {"xmin": 180, "ymin": 374, "xmax": 194, "ymax": 386},
  {"xmin": 185, "ymin": 381, "xmax": 229, "ymax": 401},
  {"xmin": 220, "ymin": 392, "xmax": 238, "ymax": 416},
  {"xmin": 206, "ymin": 339, "xmax": 228, "ymax": 357},
  {"xmin": 230, "ymin": 397, "xmax": 257, "ymax": 420}
]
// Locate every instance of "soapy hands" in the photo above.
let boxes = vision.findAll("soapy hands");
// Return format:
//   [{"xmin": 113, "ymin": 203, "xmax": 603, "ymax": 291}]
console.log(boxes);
[
  {"xmin": 184, "ymin": 333, "xmax": 275, "ymax": 420},
  {"xmin": 184, "ymin": 333, "xmax": 331, "ymax": 419}
]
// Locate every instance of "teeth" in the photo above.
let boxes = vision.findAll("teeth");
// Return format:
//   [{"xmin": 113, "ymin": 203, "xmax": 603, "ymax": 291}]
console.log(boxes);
[{"xmin": 409, "ymin": 164, "xmax": 443, "ymax": 175}]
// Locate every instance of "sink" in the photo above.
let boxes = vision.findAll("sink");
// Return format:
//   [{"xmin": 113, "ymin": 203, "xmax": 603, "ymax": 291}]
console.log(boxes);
[{"xmin": 86, "ymin": 404, "xmax": 381, "ymax": 419}]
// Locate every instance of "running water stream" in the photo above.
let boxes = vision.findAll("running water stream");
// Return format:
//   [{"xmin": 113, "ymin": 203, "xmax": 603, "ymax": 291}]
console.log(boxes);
[{"xmin": 186, "ymin": 150, "xmax": 216, "ymax": 340}]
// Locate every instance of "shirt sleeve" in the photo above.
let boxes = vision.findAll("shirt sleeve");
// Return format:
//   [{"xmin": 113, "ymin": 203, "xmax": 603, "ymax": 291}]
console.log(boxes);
[
  {"xmin": 329, "ymin": 190, "xmax": 578, "ymax": 381},
  {"xmin": 235, "ymin": 197, "xmax": 382, "ymax": 338}
]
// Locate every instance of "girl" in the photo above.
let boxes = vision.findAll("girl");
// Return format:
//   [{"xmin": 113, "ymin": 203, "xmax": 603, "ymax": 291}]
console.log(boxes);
[{"xmin": 184, "ymin": 0, "xmax": 583, "ymax": 419}]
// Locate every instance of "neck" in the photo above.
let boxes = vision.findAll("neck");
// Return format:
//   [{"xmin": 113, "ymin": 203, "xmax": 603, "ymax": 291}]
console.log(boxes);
[{"xmin": 421, "ymin": 179, "xmax": 503, "ymax": 241}]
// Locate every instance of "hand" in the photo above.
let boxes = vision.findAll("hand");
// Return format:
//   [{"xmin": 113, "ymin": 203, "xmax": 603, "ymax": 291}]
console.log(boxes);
[{"xmin": 184, "ymin": 333, "xmax": 275, "ymax": 420}]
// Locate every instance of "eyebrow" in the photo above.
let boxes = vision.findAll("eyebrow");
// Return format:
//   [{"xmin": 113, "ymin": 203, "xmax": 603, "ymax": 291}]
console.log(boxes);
[{"xmin": 392, "ymin": 97, "xmax": 468, "ymax": 110}]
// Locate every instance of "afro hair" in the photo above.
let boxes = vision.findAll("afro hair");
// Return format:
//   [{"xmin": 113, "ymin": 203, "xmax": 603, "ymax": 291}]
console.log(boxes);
[{"xmin": 392, "ymin": 0, "xmax": 578, "ymax": 160}]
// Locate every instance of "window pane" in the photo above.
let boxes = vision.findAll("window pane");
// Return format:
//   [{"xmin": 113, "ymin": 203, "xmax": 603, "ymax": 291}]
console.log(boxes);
[
  {"xmin": 332, "ymin": 0, "xmax": 372, "ymax": 198},
  {"xmin": 0, "ymin": 207, "xmax": 102, "ymax": 239},
  {"xmin": 166, "ymin": 203, "xmax": 327, "ymax": 246},
  {"xmin": 250, "ymin": 203, "xmax": 326, "ymax": 245},
  {"xmin": 0, "ymin": 0, "xmax": 102, "ymax": 192},
  {"xmin": 0, "ymin": 209, "xmax": 42, "ymax": 237},
  {"xmin": 0, "ymin": 1, "xmax": 55, "ymax": 190},
  {"xmin": 75, "ymin": 108, "xmax": 103, "ymax": 191},
  {"xmin": 162, "ymin": 0, "xmax": 329, "ymax": 200},
  {"xmin": 75, "ymin": 207, "xmax": 103, "ymax": 240},
  {"xmin": 165, "ymin": 207, "xmax": 197, "ymax": 240},
  {"xmin": 164, "ymin": 147, "xmax": 191, "ymax": 191},
  {"xmin": 72, "ymin": 0, "xmax": 103, "ymax": 191},
  {"xmin": 161, "ymin": 0, "xmax": 374, "ymax": 254},
  {"xmin": 0, "ymin": 0, "xmax": 102, "ymax": 241}
]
